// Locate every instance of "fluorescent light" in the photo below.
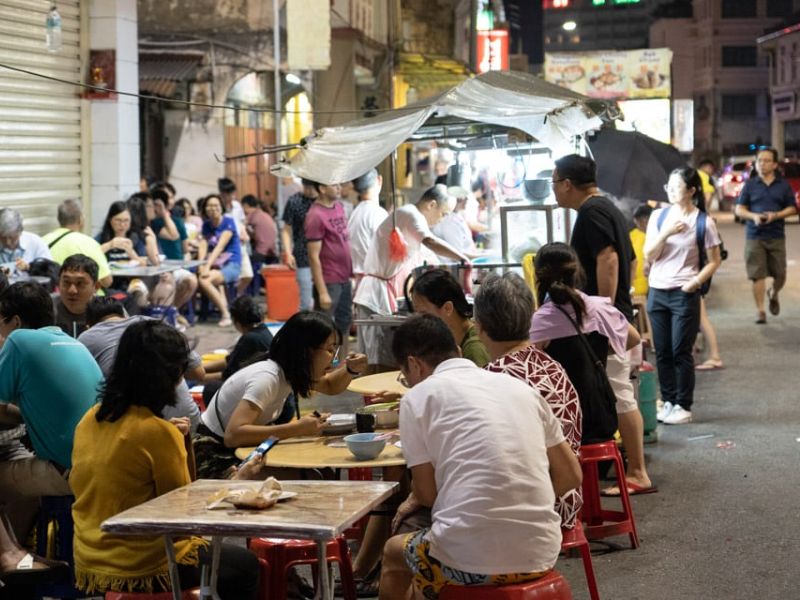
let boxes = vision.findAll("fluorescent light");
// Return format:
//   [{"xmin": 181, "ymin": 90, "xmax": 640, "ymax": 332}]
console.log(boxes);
[
  {"xmin": 562, "ymin": 21, "xmax": 577, "ymax": 31},
  {"xmin": 285, "ymin": 73, "xmax": 302, "ymax": 85}
]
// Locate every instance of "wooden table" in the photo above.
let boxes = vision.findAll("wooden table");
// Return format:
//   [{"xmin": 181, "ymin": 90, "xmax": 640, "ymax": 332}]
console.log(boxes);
[
  {"xmin": 347, "ymin": 370, "xmax": 407, "ymax": 396},
  {"xmin": 102, "ymin": 479, "xmax": 397, "ymax": 600},
  {"xmin": 235, "ymin": 435, "xmax": 406, "ymax": 470}
]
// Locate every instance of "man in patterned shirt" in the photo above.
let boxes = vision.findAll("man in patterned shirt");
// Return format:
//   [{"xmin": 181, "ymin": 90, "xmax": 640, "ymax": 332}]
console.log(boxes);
[
  {"xmin": 474, "ymin": 272, "xmax": 582, "ymax": 528},
  {"xmin": 280, "ymin": 179, "xmax": 319, "ymax": 311}
]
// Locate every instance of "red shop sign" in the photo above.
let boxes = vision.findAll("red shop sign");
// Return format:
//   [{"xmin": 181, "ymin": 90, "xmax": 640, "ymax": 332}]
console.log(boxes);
[{"xmin": 477, "ymin": 30, "xmax": 509, "ymax": 73}]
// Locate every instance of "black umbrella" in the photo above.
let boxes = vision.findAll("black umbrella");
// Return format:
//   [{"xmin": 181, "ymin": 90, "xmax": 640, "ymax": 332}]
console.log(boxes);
[{"xmin": 586, "ymin": 129, "xmax": 686, "ymax": 203}]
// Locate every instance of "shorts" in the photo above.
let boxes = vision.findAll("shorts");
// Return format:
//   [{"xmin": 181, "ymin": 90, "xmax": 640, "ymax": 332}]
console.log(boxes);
[
  {"xmin": 745, "ymin": 238, "xmax": 787, "ymax": 282},
  {"xmin": 606, "ymin": 352, "xmax": 638, "ymax": 415},
  {"xmin": 317, "ymin": 281, "xmax": 352, "ymax": 335},
  {"xmin": 173, "ymin": 268, "xmax": 194, "ymax": 284},
  {"xmin": 219, "ymin": 261, "xmax": 241, "ymax": 284},
  {"xmin": 355, "ymin": 304, "xmax": 396, "ymax": 367},
  {"xmin": 403, "ymin": 529, "xmax": 548, "ymax": 599}
]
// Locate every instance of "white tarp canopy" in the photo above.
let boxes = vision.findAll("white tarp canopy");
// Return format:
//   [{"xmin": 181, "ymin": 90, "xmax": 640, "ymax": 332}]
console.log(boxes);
[{"xmin": 271, "ymin": 70, "xmax": 612, "ymax": 185}]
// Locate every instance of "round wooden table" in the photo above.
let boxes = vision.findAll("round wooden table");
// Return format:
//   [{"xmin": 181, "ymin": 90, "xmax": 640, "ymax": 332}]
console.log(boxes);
[
  {"xmin": 236, "ymin": 436, "xmax": 406, "ymax": 470},
  {"xmin": 347, "ymin": 371, "xmax": 407, "ymax": 396}
]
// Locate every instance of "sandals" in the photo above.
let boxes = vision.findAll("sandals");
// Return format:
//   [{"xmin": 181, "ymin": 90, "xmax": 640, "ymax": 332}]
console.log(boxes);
[
  {"xmin": 0, "ymin": 553, "xmax": 69, "ymax": 585},
  {"xmin": 695, "ymin": 358, "xmax": 724, "ymax": 371},
  {"xmin": 756, "ymin": 311, "xmax": 767, "ymax": 324},
  {"xmin": 767, "ymin": 288, "xmax": 780, "ymax": 316}
]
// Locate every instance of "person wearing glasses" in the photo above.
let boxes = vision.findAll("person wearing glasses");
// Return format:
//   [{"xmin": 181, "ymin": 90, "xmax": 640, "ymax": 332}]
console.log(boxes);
[
  {"xmin": 193, "ymin": 311, "xmax": 367, "ymax": 478},
  {"xmin": 550, "ymin": 154, "xmax": 654, "ymax": 496},
  {"xmin": 645, "ymin": 168, "xmax": 722, "ymax": 425}
]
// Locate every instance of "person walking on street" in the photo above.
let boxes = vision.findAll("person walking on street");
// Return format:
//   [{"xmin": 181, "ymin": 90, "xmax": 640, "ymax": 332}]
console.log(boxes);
[
  {"xmin": 645, "ymin": 168, "xmax": 722, "ymax": 425},
  {"xmin": 281, "ymin": 179, "xmax": 318, "ymax": 311},
  {"xmin": 734, "ymin": 148, "xmax": 798, "ymax": 324},
  {"xmin": 551, "ymin": 154, "xmax": 654, "ymax": 495}
]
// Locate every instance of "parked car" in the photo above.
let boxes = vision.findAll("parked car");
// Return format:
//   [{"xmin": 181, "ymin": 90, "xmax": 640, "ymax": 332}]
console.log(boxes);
[{"xmin": 723, "ymin": 157, "xmax": 800, "ymax": 220}]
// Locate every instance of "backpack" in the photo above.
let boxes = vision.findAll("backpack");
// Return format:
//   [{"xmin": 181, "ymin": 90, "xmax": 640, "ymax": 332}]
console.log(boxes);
[{"xmin": 656, "ymin": 208, "xmax": 724, "ymax": 296}]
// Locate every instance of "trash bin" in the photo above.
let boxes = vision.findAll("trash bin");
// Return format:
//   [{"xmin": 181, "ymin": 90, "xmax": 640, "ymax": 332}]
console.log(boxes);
[
  {"xmin": 638, "ymin": 361, "xmax": 658, "ymax": 436},
  {"xmin": 262, "ymin": 265, "xmax": 299, "ymax": 321}
]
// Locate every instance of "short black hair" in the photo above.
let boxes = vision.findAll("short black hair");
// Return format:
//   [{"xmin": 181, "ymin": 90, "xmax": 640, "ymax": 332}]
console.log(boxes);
[
  {"xmin": 633, "ymin": 203, "xmax": 653, "ymax": 221},
  {"xmin": 418, "ymin": 184, "xmax": 450, "ymax": 207},
  {"xmin": 392, "ymin": 314, "xmax": 459, "ymax": 370},
  {"xmin": 151, "ymin": 188, "xmax": 170, "ymax": 204},
  {"xmin": 96, "ymin": 320, "xmax": 190, "ymax": 422},
  {"xmin": 60, "ymin": 254, "xmax": 99, "ymax": 283},
  {"xmin": 411, "ymin": 269, "xmax": 472, "ymax": 318},
  {"xmin": 353, "ymin": 169, "xmax": 378, "ymax": 194},
  {"xmin": 86, "ymin": 296, "xmax": 125, "ymax": 326},
  {"xmin": 151, "ymin": 181, "xmax": 176, "ymax": 197},
  {"xmin": 697, "ymin": 158, "xmax": 715, "ymax": 169},
  {"xmin": 229, "ymin": 295, "xmax": 264, "ymax": 327},
  {"xmin": 301, "ymin": 178, "xmax": 317, "ymax": 187},
  {"xmin": 269, "ymin": 311, "xmax": 336, "ymax": 398},
  {"xmin": 218, "ymin": 177, "xmax": 237, "ymax": 194},
  {"xmin": 241, "ymin": 194, "xmax": 262, "ymax": 209},
  {"xmin": 0, "ymin": 281, "xmax": 55, "ymax": 329},
  {"xmin": 554, "ymin": 154, "xmax": 597, "ymax": 187}
]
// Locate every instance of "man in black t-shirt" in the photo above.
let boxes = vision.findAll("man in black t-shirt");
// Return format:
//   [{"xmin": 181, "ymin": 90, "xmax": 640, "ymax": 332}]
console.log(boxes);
[
  {"xmin": 280, "ymin": 179, "xmax": 318, "ymax": 312},
  {"xmin": 552, "ymin": 154, "xmax": 654, "ymax": 496}
]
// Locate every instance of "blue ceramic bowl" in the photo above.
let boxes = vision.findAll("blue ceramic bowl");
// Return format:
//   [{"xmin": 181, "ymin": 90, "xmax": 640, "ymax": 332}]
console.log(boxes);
[{"xmin": 344, "ymin": 433, "xmax": 386, "ymax": 461}]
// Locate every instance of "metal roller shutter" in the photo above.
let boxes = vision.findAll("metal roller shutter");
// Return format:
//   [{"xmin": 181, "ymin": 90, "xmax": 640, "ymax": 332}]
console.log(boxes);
[{"xmin": 0, "ymin": 0, "xmax": 83, "ymax": 235}]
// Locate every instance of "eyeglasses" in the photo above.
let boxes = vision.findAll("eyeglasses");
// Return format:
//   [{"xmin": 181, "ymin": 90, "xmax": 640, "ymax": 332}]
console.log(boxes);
[{"xmin": 396, "ymin": 371, "xmax": 410, "ymax": 388}]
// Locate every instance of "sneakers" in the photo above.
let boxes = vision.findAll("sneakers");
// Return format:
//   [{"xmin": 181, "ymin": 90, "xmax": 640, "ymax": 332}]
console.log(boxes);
[
  {"xmin": 767, "ymin": 288, "xmax": 780, "ymax": 316},
  {"xmin": 663, "ymin": 405, "xmax": 692, "ymax": 425},
  {"xmin": 656, "ymin": 401, "xmax": 673, "ymax": 422}
]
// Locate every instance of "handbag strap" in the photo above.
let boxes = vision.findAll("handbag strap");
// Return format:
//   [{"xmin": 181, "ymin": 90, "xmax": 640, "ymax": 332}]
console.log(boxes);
[
  {"xmin": 554, "ymin": 304, "xmax": 606, "ymax": 373},
  {"xmin": 47, "ymin": 229, "xmax": 73, "ymax": 249}
]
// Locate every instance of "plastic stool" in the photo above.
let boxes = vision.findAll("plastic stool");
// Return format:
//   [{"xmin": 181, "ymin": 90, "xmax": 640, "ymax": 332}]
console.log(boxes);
[
  {"xmin": 248, "ymin": 537, "xmax": 356, "ymax": 600},
  {"xmin": 561, "ymin": 522, "xmax": 600, "ymax": 600},
  {"xmin": 439, "ymin": 570, "xmax": 572, "ymax": 599},
  {"xmin": 35, "ymin": 495, "xmax": 86, "ymax": 598},
  {"xmin": 579, "ymin": 441, "xmax": 640, "ymax": 549},
  {"xmin": 105, "ymin": 590, "xmax": 200, "ymax": 599}
]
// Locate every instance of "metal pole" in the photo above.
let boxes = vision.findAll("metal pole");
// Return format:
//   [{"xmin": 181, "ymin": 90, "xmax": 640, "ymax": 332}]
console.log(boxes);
[
  {"xmin": 273, "ymin": 0, "xmax": 282, "ymax": 205},
  {"xmin": 469, "ymin": 0, "xmax": 478, "ymax": 73}
]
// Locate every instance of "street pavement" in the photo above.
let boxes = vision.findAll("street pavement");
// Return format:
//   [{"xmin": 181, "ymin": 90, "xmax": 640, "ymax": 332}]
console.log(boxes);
[{"xmin": 191, "ymin": 213, "xmax": 800, "ymax": 599}]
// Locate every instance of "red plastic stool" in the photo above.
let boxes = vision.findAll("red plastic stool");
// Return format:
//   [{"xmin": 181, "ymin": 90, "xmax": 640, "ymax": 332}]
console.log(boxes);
[
  {"xmin": 438, "ymin": 570, "xmax": 572, "ymax": 599},
  {"xmin": 561, "ymin": 522, "xmax": 600, "ymax": 600},
  {"xmin": 579, "ymin": 441, "xmax": 640, "ymax": 549},
  {"xmin": 105, "ymin": 591, "xmax": 200, "ymax": 599},
  {"xmin": 248, "ymin": 536, "xmax": 356, "ymax": 600}
]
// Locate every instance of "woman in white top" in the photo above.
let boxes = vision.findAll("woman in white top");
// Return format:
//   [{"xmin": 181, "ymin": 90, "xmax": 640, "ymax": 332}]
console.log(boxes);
[
  {"xmin": 193, "ymin": 311, "xmax": 367, "ymax": 478},
  {"xmin": 644, "ymin": 167, "xmax": 722, "ymax": 425}
]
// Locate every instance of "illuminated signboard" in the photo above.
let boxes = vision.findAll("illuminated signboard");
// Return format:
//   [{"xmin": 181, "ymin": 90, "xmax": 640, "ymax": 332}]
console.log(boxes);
[
  {"xmin": 477, "ymin": 30, "xmax": 509, "ymax": 73},
  {"xmin": 592, "ymin": 0, "xmax": 641, "ymax": 5},
  {"xmin": 543, "ymin": 0, "xmax": 571, "ymax": 7}
]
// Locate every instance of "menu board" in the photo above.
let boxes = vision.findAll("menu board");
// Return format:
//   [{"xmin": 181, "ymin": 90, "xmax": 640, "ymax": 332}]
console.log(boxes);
[{"xmin": 544, "ymin": 48, "xmax": 672, "ymax": 100}]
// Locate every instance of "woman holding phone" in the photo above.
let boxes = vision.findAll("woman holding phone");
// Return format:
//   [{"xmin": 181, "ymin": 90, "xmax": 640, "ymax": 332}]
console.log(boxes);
[{"xmin": 193, "ymin": 311, "xmax": 367, "ymax": 478}]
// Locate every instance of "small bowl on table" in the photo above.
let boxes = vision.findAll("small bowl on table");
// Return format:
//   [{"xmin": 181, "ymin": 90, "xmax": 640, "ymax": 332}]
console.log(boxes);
[{"xmin": 343, "ymin": 433, "xmax": 387, "ymax": 461}]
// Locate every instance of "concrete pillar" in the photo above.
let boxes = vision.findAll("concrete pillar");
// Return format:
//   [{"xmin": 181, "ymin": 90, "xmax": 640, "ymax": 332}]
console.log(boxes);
[{"xmin": 88, "ymin": 0, "xmax": 140, "ymax": 232}]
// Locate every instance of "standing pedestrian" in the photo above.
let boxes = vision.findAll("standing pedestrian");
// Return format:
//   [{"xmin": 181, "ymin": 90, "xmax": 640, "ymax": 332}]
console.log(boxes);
[
  {"xmin": 281, "ymin": 179, "xmax": 318, "ymax": 311},
  {"xmin": 551, "ymin": 154, "xmax": 653, "ymax": 494},
  {"xmin": 734, "ymin": 148, "xmax": 798, "ymax": 323}
]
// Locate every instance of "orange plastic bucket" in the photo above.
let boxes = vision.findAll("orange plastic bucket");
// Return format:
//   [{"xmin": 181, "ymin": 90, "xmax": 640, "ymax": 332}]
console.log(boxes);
[{"xmin": 262, "ymin": 265, "xmax": 300, "ymax": 321}]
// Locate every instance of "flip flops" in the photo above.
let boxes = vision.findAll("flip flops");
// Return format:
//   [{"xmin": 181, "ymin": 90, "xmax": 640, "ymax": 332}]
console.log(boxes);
[
  {"xmin": 695, "ymin": 359, "xmax": 724, "ymax": 371},
  {"xmin": 601, "ymin": 482, "xmax": 659, "ymax": 497},
  {"xmin": 0, "ymin": 553, "xmax": 69, "ymax": 585}
]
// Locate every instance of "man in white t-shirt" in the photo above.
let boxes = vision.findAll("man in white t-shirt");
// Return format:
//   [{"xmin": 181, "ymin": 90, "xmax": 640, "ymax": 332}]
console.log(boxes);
[
  {"xmin": 379, "ymin": 314, "xmax": 581, "ymax": 600},
  {"xmin": 354, "ymin": 185, "xmax": 469, "ymax": 368},
  {"xmin": 431, "ymin": 186, "xmax": 480, "ymax": 257},
  {"xmin": 348, "ymin": 169, "xmax": 388, "ymax": 277}
]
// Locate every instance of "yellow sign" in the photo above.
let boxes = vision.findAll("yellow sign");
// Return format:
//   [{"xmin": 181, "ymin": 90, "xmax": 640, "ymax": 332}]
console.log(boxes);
[{"xmin": 544, "ymin": 48, "xmax": 672, "ymax": 100}]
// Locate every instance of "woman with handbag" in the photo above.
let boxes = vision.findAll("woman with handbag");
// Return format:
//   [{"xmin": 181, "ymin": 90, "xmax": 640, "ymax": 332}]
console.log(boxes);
[
  {"xmin": 529, "ymin": 242, "xmax": 640, "ymax": 446},
  {"xmin": 197, "ymin": 194, "xmax": 242, "ymax": 327},
  {"xmin": 644, "ymin": 167, "xmax": 722, "ymax": 425}
]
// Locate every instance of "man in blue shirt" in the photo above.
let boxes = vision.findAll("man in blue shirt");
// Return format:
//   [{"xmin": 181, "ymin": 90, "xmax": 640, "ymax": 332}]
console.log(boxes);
[
  {"xmin": 0, "ymin": 282, "xmax": 103, "ymax": 537},
  {"xmin": 735, "ymin": 148, "xmax": 798, "ymax": 323}
]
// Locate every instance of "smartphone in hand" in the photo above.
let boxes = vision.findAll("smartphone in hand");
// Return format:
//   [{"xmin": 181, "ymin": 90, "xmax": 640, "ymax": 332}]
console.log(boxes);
[{"xmin": 239, "ymin": 436, "xmax": 280, "ymax": 467}]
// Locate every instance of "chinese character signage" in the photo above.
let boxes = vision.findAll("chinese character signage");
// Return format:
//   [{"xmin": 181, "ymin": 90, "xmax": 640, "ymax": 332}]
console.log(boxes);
[
  {"xmin": 544, "ymin": 48, "xmax": 672, "ymax": 99},
  {"xmin": 477, "ymin": 30, "xmax": 509, "ymax": 73}
]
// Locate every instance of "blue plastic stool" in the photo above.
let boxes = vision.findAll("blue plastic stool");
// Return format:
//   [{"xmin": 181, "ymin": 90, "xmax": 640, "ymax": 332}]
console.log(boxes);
[{"xmin": 35, "ymin": 495, "xmax": 89, "ymax": 598}]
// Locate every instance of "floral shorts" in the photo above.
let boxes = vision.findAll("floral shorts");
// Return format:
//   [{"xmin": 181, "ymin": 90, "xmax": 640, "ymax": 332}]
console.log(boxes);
[{"xmin": 403, "ymin": 529, "xmax": 549, "ymax": 599}]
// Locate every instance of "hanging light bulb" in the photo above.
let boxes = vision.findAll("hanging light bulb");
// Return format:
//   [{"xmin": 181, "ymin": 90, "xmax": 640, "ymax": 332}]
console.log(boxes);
[{"xmin": 46, "ymin": 3, "xmax": 62, "ymax": 53}]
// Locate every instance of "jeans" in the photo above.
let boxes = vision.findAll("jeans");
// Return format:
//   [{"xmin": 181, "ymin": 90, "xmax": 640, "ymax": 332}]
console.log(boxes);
[
  {"xmin": 315, "ymin": 281, "xmax": 353, "ymax": 337},
  {"xmin": 296, "ymin": 266, "xmax": 314, "ymax": 311},
  {"xmin": 647, "ymin": 287, "xmax": 701, "ymax": 410}
]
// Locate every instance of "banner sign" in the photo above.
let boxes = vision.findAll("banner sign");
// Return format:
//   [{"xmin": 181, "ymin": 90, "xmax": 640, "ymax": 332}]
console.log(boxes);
[
  {"xmin": 477, "ymin": 30, "xmax": 509, "ymax": 73},
  {"xmin": 544, "ymin": 48, "xmax": 672, "ymax": 99}
]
